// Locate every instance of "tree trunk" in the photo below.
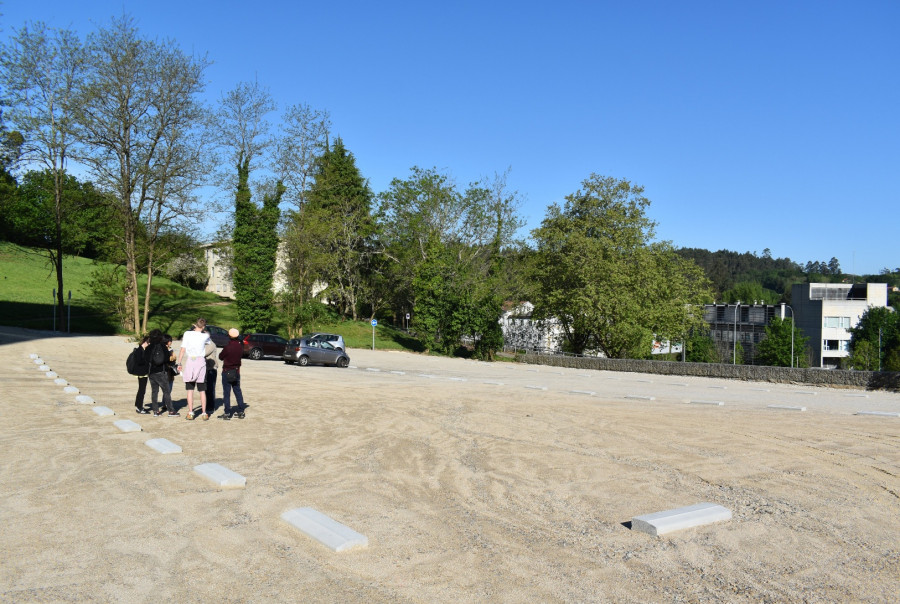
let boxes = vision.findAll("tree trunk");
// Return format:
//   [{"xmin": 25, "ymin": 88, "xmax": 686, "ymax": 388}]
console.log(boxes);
[{"xmin": 124, "ymin": 221, "xmax": 140, "ymax": 334}]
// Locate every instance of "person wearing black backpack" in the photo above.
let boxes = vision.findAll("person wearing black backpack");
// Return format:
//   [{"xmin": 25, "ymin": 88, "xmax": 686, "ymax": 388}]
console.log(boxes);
[
  {"xmin": 128, "ymin": 335, "xmax": 151, "ymax": 414},
  {"xmin": 147, "ymin": 329, "xmax": 177, "ymax": 417}
]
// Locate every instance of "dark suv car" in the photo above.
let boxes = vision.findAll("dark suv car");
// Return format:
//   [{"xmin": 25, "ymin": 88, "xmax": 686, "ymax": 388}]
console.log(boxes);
[
  {"xmin": 242, "ymin": 333, "xmax": 288, "ymax": 360},
  {"xmin": 205, "ymin": 324, "xmax": 232, "ymax": 347}
]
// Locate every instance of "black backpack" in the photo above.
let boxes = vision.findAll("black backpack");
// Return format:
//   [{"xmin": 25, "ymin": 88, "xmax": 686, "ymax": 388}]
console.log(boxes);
[
  {"xmin": 150, "ymin": 343, "xmax": 166, "ymax": 367},
  {"xmin": 126, "ymin": 347, "xmax": 141, "ymax": 375}
]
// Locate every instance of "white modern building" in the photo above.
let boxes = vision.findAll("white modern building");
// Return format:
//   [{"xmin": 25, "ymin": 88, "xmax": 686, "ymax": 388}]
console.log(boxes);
[{"xmin": 791, "ymin": 282, "xmax": 889, "ymax": 368}]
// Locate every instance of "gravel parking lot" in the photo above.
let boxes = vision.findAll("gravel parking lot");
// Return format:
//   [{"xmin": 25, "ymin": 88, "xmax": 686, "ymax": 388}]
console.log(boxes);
[{"xmin": 2, "ymin": 326, "xmax": 899, "ymax": 602}]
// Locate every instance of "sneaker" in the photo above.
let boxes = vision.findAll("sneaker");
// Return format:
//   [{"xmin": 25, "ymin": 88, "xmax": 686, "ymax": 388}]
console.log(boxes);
[
  {"xmin": 153, "ymin": 410, "xmax": 164, "ymax": 417},
  {"xmin": 167, "ymin": 411, "xmax": 180, "ymax": 417},
  {"xmin": 186, "ymin": 413, "xmax": 194, "ymax": 420},
  {"xmin": 135, "ymin": 408, "xmax": 150, "ymax": 415},
  {"xmin": 218, "ymin": 413, "xmax": 232, "ymax": 420},
  {"xmin": 235, "ymin": 412, "xmax": 245, "ymax": 419},
  {"xmin": 201, "ymin": 413, "xmax": 209, "ymax": 421}
]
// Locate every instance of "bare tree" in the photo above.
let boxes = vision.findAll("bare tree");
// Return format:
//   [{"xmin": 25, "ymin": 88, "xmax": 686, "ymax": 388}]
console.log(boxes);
[
  {"xmin": 0, "ymin": 22, "xmax": 87, "ymax": 330},
  {"xmin": 275, "ymin": 102, "xmax": 330, "ymax": 210},
  {"xmin": 75, "ymin": 15, "xmax": 210, "ymax": 333}
]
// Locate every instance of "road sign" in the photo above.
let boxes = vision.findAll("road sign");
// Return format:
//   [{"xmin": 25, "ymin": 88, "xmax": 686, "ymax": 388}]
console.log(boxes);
[{"xmin": 371, "ymin": 319, "xmax": 378, "ymax": 326}]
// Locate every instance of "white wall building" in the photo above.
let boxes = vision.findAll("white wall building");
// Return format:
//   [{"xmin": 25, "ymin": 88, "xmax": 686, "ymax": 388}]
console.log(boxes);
[
  {"xmin": 499, "ymin": 302, "xmax": 565, "ymax": 353},
  {"xmin": 791, "ymin": 282, "xmax": 888, "ymax": 368}
]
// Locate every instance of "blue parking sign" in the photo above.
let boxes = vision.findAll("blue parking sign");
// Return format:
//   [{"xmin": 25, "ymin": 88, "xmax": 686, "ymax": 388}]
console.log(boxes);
[{"xmin": 371, "ymin": 319, "xmax": 378, "ymax": 326}]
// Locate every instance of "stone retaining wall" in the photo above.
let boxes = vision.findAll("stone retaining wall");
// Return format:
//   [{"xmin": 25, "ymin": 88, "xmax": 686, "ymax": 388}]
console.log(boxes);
[{"xmin": 519, "ymin": 354, "xmax": 900, "ymax": 391}]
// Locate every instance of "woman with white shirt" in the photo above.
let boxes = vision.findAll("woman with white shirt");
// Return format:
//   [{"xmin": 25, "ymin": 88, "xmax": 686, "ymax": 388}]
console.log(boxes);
[{"xmin": 177, "ymin": 317, "xmax": 213, "ymax": 420}]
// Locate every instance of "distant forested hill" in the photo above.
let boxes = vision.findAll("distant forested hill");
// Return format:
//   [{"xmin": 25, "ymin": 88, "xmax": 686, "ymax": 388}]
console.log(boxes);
[{"xmin": 675, "ymin": 248, "xmax": 804, "ymax": 299}]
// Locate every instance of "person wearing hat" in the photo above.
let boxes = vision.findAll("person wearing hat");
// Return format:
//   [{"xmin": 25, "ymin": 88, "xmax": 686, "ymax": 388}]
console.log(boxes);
[{"xmin": 218, "ymin": 327, "xmax": 247, "ymax": 419}]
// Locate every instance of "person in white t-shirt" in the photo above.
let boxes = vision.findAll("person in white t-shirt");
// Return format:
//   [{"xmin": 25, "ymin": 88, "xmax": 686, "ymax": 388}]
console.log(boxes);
[{"xmin": 177, "ymin": 317, "xmax": 213, "ymax": 420}]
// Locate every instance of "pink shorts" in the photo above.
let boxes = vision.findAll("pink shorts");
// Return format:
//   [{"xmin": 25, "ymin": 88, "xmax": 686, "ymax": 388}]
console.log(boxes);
[{"xmin": 181, "ymin": 357, "xmax": 207, "ymax": 383}]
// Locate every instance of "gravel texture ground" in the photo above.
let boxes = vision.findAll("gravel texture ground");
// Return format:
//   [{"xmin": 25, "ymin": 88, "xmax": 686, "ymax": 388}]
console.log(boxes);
[{"xmin": 1, "ymin": 326, "xmax": 898, "ymax": 603}]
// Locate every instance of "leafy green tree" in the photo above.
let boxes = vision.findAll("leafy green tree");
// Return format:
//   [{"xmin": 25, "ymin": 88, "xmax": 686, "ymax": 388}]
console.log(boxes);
[
  {"xmin": 378, "ymin": 167, "xmax": 523, "ymax": 356},
  {"xmin": 685, "ymin": 329, "xmax": 719, "ymax": 363},
  {"xmin": 299, "ymin": 138, "xmax": 374, "ymax": 320},
  {"xmin": 755, "ymin": 317, "xmax": 810, "ymax": 367},
  {"xmin": 846, "ymin": 339, "xmax": 878, "ymax": 371},
  {"xmin": 723, "ymin": 281, "xmax": 780, "ymax": 305},
  {"xmin": 849, "ymin": 306, "xmax": 900, "ymax": 371},
  {"xmin": 5, "ymin": 170, "xmax": 116, "ymax": 258},
  {"xmin": 531, "ymin": 174, "xmax": 711, "ymax": 357}
]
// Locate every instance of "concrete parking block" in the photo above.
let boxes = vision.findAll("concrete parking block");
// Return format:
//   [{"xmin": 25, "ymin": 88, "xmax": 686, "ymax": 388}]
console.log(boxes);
[
  {"xmin": 632, "ymin": 502, "xmax": 731, "ymax": 537},
  {"xmin": 366, "ymin": 368, "xmax": 381, "ymax": 372},
  {"xmin": 63, "ymin": 386, "xmax": 79, "ymax": 394},
  {"xmin": 844, "ymin": 394, "xmax": 869, "ymax": 398},
  {"xmin": 39, "ymin": 365, "xmax": 50, "ymax": 371},
  {"xmin": 625, "ymin": 395, "xmax": 655, "ymax": 401},
  {"xmin": 855, "ymin": 411, "xmax": 900, "ymax": 418},
  {"xmin": 767, "ymin": 405, "xmax": 806, "ymax": 411},
  {"xmin": 448, "ymin": 377, "xmax": 467, "ymax": 382},
  {"xmin": 54, "ymin": 378, "xmax": 67, "ymax": 385},
  {"xmin": 145, "ymin": 438, "xmax": 182, "ymax": 454},
  {"xmin": 417, "ymin": 374, "xmax": 436, "ymax": 379},
  {"xmin": 193, "ymin": 463, "xmax": 246, "ymax": 488},
  {"xmin": 113, "ymin": 419, "xmax": 142, "ymax": 432},
  {"xmin": 691, "ymin": 400, "xmax": 724, "ymax": 406},
  {"xmin": 483, "ymin": 381, "xmax": 504, "ymax": 385},
  {"xmin": 75, "ymin": 394, "xmax": 94, "ymax": 404},
  {"xmin": 29, "ymin": 353, "xmax": 38, "ymax": 359},
  {"xmin": 570, "ymin": 390, "xmax": 595, "ymax": 396},
  {"xmin": 33, "ymin": 358, "xmax": 44, "ymax": 364},
  {"xmin": 390, "ymin": 371, "xmax": 405, "ymax": 375},
  {"xmin": 525, "ymin": 385, "xmax": 547, "ymax": 390},
  {"xmin": 92, "ymin": 406, "xmax": 115, "ymax": 417},
  {"xmin": 45, "ymin": 371, "xmax": 58, "ymax": 378},
  {"xmin": 281, "ymin": 507, "xmax": 368, "ymax": 552}
]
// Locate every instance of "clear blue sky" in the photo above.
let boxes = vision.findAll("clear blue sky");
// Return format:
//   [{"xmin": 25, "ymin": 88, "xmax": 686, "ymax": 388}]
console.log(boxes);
[{"xmin": 3, "ymin": 1, "xmax": 898, "ymax": 275}]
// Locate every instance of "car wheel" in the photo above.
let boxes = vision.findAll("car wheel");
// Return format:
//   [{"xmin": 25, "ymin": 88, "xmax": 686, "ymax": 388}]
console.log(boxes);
[
  {"xmin": 336, "ymin": 357, "xmax": 349, "ymax": 368},
  {"xmin": 249, "ymin": 348, "xmax": 262, "ymax": 360},
  {"xmin": 299, "ymin": 355, "xmax": 310, "ymax": 366}
]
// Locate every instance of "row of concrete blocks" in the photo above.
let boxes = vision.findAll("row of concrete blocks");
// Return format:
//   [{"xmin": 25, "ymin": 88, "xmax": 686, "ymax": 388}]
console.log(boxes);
[{"xmin": 30, "ymin": 353, "xmax": 368, "ymax": 552}]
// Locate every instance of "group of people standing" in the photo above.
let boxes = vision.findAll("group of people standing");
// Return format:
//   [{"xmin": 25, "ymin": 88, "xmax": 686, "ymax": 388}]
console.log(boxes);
[{"xmin": 130, "ymin": 317, "xmax": 248, "ymax": 420}]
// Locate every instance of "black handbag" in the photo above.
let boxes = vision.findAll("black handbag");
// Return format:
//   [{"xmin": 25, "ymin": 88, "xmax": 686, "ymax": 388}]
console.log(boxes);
[{"xmin": 223, "ymin": 368, "xmax": 239, "ymax": 384}]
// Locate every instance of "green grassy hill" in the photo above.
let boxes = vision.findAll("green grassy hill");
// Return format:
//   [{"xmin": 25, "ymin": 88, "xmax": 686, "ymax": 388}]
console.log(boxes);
[
  {"xmin": 0, "ymin": 242, "xmax": 421, "ymax": 351},
  {"xmin": 0, "ymin": 242, "xmax": 239, "ymax": 335}
]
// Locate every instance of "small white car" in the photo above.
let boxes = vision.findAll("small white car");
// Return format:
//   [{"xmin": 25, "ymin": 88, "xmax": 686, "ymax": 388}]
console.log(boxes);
[{"xmin": 308, "ymin": 332, "xmax": 345, "ymax": 351}]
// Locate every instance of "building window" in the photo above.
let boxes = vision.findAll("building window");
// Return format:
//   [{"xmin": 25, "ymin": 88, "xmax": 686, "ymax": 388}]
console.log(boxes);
[
  {"xmin": 824, "ymin": 316, "xmax": 851, "ymax": 329},
  {"xmin": 839, "ymin": 340, "xmax": 850, "ymax": 352},
  {"xmin": 823, "ymin": 339, "xmax": 840, "ymax": 351}
]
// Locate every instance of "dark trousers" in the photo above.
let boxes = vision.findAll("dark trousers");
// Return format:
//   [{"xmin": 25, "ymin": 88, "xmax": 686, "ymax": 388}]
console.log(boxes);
[
  {"xmin": 134, "ymin": 376, "xmax": 148, "ymax": 410},
  {"xmin": 206, "ymin": 368, "xmax": 217, "ymax": 412},
  {"xmin": 222, "ymin": 373, "xmax": 245, "ymax": 414},
  {"xmin": 149, "ymin": 372, "xmax": 175, "ymax": 414}
]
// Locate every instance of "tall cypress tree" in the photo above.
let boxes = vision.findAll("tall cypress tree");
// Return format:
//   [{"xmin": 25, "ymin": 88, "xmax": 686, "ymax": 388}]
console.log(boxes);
[
  {"xmin": 301, "ymin": 138, "xmax": 373, "ymax": 319},
  {"xmin": 232, "ymin": 153, "xmax": 283, "ymax": 331}
]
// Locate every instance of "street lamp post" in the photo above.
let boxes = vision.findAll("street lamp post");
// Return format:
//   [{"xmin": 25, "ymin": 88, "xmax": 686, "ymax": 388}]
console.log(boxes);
[
  {"xmin": 733, "ymin": 301, "xmax": 740, "ymax": 364},
  {"xmin": 784, "ymin": 304, "xmax": 795, "ymax": 368}
]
